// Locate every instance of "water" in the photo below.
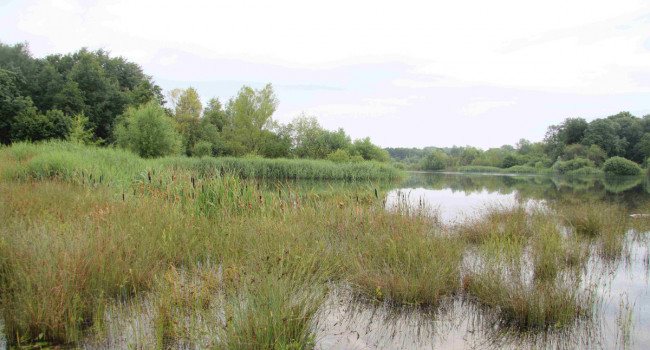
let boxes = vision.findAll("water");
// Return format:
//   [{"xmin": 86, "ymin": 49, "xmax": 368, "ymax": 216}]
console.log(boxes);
[{"xmin": 315, "ymin": 171, "xmax": 650, "ymax": 349}]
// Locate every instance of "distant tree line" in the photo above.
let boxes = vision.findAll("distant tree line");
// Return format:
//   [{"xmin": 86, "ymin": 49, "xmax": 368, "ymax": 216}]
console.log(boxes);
[
  {"xmin": 387, "ymin": 112, "xmax": 650, "ymax": 172},
  {"xmin": 0, "ymin": 42, "xmax": 389, "ymax": 162}
]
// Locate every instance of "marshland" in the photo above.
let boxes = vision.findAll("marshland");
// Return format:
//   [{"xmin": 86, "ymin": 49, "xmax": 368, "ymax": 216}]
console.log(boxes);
[
  {"xmin": 2, "ymin": 41, "xmax": 650, "ymax": 349},
  {"xmin": 1, "ymin": 142, "xmax": 649, "ymax": 349}
]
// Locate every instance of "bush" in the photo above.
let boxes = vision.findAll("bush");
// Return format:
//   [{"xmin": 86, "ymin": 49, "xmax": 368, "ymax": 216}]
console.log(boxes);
[
  {"xmin": 326, "ymin": 149, "xmax": 351, "ymax": 163},
  {"xmin": 602, "ymin": 156, "xmax": 642, "ymax": 176},
  {"xmin": 421, "ymin": 151, "xmax": 447, "ymax": 171},
  {"xmin": 191, "ymin": 140, "xmax": 213, "ymax": 157},
  {"xmin": 552, "ymin": 158, "xmax": 594, "ymax": 174},
  {"xmin": 566, "ymin": 167, "xmax": 604, "ymax": 176},
  {"xmin": 114, "ymin": 102, "xmax": 181, "ymax": 158}
]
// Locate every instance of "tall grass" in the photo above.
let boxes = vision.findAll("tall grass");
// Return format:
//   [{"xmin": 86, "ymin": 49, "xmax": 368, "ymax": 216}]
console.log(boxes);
[
  {"xmin": 556, "ymin": 199, "xmax": 628, "ymax": 259},
  {"xmin": 0, "ymin": 181, "xmax": 213, "ymax": 344},
  {"xmin": 2, "ymin": 140, "xmax": 401, "ymax": 184}
]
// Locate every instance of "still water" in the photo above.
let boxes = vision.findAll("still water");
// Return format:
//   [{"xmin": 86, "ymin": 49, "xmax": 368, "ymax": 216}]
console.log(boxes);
[{"xmin": 316, "ymin": 171, "xmax": 650, "ymax": 349}]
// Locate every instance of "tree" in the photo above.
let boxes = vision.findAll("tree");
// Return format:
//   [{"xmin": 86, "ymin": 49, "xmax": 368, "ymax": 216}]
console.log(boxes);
[
  {"xmin": 636, "ymin": 133, "xmax": 650, "ymax": 167},
  {"xmin": 114, "ymin": 102, "xmax": 181, "ymax": 158},
  {"xmin": 0, "ymin": 69, "xmax": 35, "ymax": 144},
  {"xmin": 421, "ymin": 150, "xmax": 448, "ymax": 170},
  {"xmin": 203, "ymin": 98, "xmax": 227, "ymax": 132},
  {"xmin": 12, "ymin": 109, "xmax": 72, "ymax": 142},
  {"xmin": 560, "ymin": 118, "xmax": 588, "ymax": 144},
  {"xmin": 516, "ymin": 138, "xmax": 534, "ymax": 155},
  {"xmin": 586, "ymin": 144, "xmax": 607, "ymax": 167},
  {"xmin": 563, "ymin": 144, "xmax": 586, "ymax": 160},
  {"xmin": 351, "ymin": 137, "xmax": 389, "ymax": 162},
  {"xmin": 459, "ymin": 146, "xmax": 481, "ymax": 166},
  {"xmin": 223, "ymin": 83, "xmax": 278, "ymax": 155},
  {"xmin": 171, "ymin": 87, "xmax": 203, "ymax": 155},
  {"xmin": 174, "ymin": 87, "xmax": 202, "ymax": 120},
  {"xmin": 67, "ymin": 112, "xmax": 99, "ymax": 145},
  {"xmin": 582, "ymin": 118, "xmax": 625, "ymax": 157},
  {"xmin": 290, "ymin": 114, "xmax": 325, "ymax": 158}
]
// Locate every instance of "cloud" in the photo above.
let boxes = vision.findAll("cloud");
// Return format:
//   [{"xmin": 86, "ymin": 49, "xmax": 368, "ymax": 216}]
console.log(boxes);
[{"xmin": 461, "ymin": 99, "xmax": 516, "ymax": 116}]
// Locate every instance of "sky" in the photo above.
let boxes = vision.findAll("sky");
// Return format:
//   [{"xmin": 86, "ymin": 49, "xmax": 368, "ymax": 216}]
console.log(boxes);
[{"xmin": 2, "ymin": 0, "xmax": 650, "ymax": 149}]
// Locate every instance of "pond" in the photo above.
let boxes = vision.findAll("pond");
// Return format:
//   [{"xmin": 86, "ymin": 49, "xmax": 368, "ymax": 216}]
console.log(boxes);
[{"xmin": 316, "ymin": 171, "xmax": 650, "ymax": 349}]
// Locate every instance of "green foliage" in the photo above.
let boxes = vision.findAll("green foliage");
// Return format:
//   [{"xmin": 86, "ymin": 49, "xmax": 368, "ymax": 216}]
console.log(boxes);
[
  {"xmin": 203, "ymin": 98, "xmax": 226, "ymax": 132},
  {"xmin": 327, "ymin": 148, "xmax": 351, "ymax": 162},
  {"xmin": 421, "ymin": 150, "xmax": 448, "ymax": 171},
  {"xmin": 66, "ymin": 112, "xmax": 100, "ymax": 145},
  {"xmin": 501, "ymin": 154, "xmax": 525, "ymax": 168},
  {"xmin": 114, "ymin": 102, "xmax": 181, "ymax": 158},
  {"xmin": 552, "ymin": 158, "xmax": 595, "ymax": 174},
  {"xmin": 566, "ymin": 167, "xmax": 604, "ymax": 176},
  {"xmin": 0, "ymin": 43, "xmax": 163, "ymax": 143},
  {"xmin": 352, "ymin": 137, "xmax": 389, "ymax": 162},
  {"xmin": 191, "ymin": 140, "xmax": 214, "ymax": 157},
  {"xmin": 12, "ymin": 108, "xmax": 72, "ymax": 142},
  {"xmin": 0, "ymin": 68, "xmax": 36, "ymax": 143},
  {"xmin": 458, "ymin": 165, "xmax": 503, "ymax": 173},
  {"xmin": 288, "ymin": 114, "xmax": 353, "ymax": 160},
  {"xmin": 223, "ymin": 84, "xmax": 278, "ymax": 155},
  {"xmin": 3, "ymin": 141, "xmax": 401, "ymax": 183},
  {"xmin": 602, "ymin": 156, "xmax": 642, "ymax": 176}
]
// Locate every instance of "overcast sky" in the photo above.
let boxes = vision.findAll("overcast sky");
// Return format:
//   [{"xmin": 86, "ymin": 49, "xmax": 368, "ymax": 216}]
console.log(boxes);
[{"xmin": 2, "ymin": 0, "xmax": 650, "ymax": 149}]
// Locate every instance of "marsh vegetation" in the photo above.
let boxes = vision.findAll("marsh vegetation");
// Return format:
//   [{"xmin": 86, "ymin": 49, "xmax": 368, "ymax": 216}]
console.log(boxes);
[{"xmin": 0, "ymin": 142, "xmax": 649, "ymax": 349}]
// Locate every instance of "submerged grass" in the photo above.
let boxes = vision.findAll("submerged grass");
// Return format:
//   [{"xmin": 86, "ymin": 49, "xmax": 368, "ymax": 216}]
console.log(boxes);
[
  {"xmin": 556, "ymin": 199, "xmax": 629, "ymax": 259},
  {"xmin": 464, "ymin": 271, "xmax": 594, "ymax": 329}
]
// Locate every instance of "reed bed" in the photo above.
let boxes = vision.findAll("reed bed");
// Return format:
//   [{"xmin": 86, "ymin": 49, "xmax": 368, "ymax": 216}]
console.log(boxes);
[{"xmin": 2, "ymin": 140, "xmax": 401, "ymax": 185}]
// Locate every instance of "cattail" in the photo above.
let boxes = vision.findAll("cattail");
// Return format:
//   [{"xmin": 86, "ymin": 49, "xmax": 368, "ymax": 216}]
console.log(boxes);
[
  {"xmin": 122, "ymin": 193, "xmax": 125, "ymax": 201},
  {"xmin": 375, "ymin": 188, "xmax": 378, "ymax": 199}
]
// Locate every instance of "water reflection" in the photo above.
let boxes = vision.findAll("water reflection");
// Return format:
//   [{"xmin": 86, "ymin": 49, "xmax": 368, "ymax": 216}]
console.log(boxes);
[
  {"xmin": 392, "ymin": 172, "xmax": 649, "ymax": 212},
  {"xmin": 327, "ymin": 172, "xmax": 650, "ymax": 349}
]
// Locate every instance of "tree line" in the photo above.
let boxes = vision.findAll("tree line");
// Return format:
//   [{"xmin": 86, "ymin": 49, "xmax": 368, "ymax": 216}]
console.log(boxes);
[
  {"xmin": 0, "ymin": 42, "xmax": 389, "ymax": 162},
  {"xmin": 387, "ymin": 112, "xmax": 650, "ymax": 172}
]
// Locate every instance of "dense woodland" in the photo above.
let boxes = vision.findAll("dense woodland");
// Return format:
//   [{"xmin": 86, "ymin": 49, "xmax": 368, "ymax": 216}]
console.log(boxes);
[
  {"xmin": 0, "ymin": 42, "xmax": 389, "ymax": 162},
  {"xmin": 2, "ymin": 42, "xmax": 649, "ymax": 175}
]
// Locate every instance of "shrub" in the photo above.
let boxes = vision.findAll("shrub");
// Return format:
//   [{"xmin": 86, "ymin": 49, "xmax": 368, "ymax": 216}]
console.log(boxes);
[
  {"xmin": 326, "ymin": 149, "xmax": 351, "ymax": 163},
  {"xmin": 602, "ymin": 157, "xmax": 642, "ymax": 176},
  {"xmin": 552, "ymin": 158, "xmax": 594, "ymax": 174},
  {"xmin": 421, "ymin": 151, "xmax": 447, "ymax": 171},
  {"xmin": 114, "ymin": 102, "xmax": 181, "ymax": 158},
  {"xmin": 191, "ymin": 140, "xmax": 213, "ymax": 157}
]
